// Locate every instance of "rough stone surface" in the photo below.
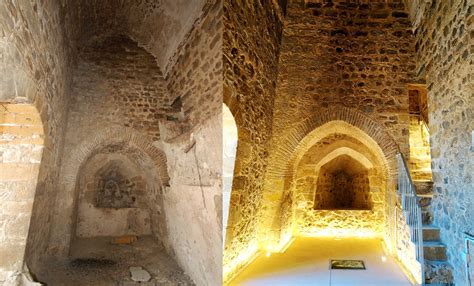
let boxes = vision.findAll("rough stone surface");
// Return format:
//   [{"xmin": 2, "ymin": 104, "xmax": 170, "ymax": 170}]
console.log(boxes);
[
  {"xmin": 409, "ymin": 0, "xmax": 473, "ymax": 284},
  {"xmin": 223, "ymin": 0, "xmax": 284, "ymax": 282},
  {"xmin": 424, "ymin": 261, "xmax": 454, "ymax": 284},
  {"xmin": 0, "ymin": 104, "xmax": 44, "ymax": 282},
  {"xmin": 272, "ymin": 1, "xmax": 415, "ymax": 159},
  {"xmin": 223, "ymin": 1, "xmax": 461, "ymax": 285},
  {"xmin": 130, "ymin": 266, "xmax": 151, "ymax": 282},
  {"xmin": 70, "ymin": 35, "xmax": 168, "ymax": 141},
  {"xmin": 0, "ymin": 1, "xmax": 222, "ymax": 285},
  {"xmin": 257, "ymin": 2, "xmax": 415, "ymax": 262},
  {"xmin": 75, "ymin": 154, "xmax": 153, "ymax": 238},
  {"xmin": 157, "ymin": 2, "xmax": 223, "ymax": 285}
]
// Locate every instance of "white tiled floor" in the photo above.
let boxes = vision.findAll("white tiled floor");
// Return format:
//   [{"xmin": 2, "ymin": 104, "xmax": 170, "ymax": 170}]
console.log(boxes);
[{"xmin": 230, "ymin": 237, "xmax": 413, "ymax": 286}]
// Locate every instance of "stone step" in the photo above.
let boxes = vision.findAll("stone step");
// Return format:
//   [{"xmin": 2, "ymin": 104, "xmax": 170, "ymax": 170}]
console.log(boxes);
[
  {"xmin": 418, "ymin": 193, "xmax": 434, "ymax": 225},
  {"xmin": 423, "ymin": 241, "xmax": 447, "ymax": 261},
  {"xmin": 411, "ymin": 171, "xmax": 433, "ymax": 182},
  {"xmin": 418, "ymin": 193, "xmax": 433, "ymax": 207},
  {"xmin": 424, "ymin": 260, "xmax": 454, "ymax": 285},
  {"xmin": 423, "ymin": 226, "xmax": 440, "ymax": 242},
  {"xmin": 422, "ymin": 211, "xmax": 433, "ymax": 225},
  {"xmin": 414, "ymin": 180, "xmax": 434, "ymax": 195}
]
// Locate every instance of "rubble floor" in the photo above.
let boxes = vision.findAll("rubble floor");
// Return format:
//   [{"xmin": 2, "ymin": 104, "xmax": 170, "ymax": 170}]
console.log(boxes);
[{"xmin": 35, "ymin": 236, "xmax": 194, "ymax": 286}]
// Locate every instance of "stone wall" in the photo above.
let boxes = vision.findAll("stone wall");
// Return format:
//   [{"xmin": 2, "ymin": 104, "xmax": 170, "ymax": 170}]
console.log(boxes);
[
  {"xmin": 158, "ymin": 1, "xmax": 223, "ymax": 285},
  {"xmin": 411, "ymin": 0, "xmax": 473, "ymax": 284},
  {"xmin": 408, "ymin": 115, "xmax": 432, "ymax": 181},
  {"xmin": 65, "ymin": 36, "xmax": 169, "ymax": 143},
  {"xmin": 63, "ymin": 0, "xmax": 208, "ymax": 74},
  {"xmin": 223, "ymin": 0, "xmax": 283, "ymax": 281},
  {"xmin": 48, "ymin": 127, "xmax": 170, "ymax": 261},
  {"xmin": 394, "ymin": 203, "xmax": 422, "ymax": 283},
  {"xmin": 75, "ymin": 154, "xmax": 152, "ymax": 238},
  {"xmin": 0, "ymin": 1, "xmax": 74, "ymax": 280},
  {"xmin": 0, "ymin": 104, "xmax": 44, "ymax": 282},
  {"xmin": 47, "ymin": 33, "xmax": 169, "ymax": 259},
  {"xmin": 69, "ymin": 35, "xmax": 169, "ymax": 141},
  {"xmin": 272, "ymin": 0, "xmax": 414, "ymax": 162},
  {"xmin": 315, "ymin": 168, "xmax": 331, "ymax": 209},
  {"xmin": 165, "ymin": 0, "xmax": 222, "ymax": 131},
  {"xmin": 289, "ymin": 125, "xmax": 388, "ymax": 240},
  {"xmin": 314, "ymin": 167, "xmax": 371, "ymax": 210},
  {"xmin": 1, "ymin": 1, "xmax": 222, "ymax": 285},
  {"xmin": 257, "ymin": 0, "xmax": 415, "ymax": 256}
]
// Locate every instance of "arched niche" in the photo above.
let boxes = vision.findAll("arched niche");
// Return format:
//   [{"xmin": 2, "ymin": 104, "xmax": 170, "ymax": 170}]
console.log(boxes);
[
  {"xmin": 314, "ymin": 154, "xmax": 373, "ymax": 210},
  {"xmin": 261, "ymin": 108, "xmax": 399, "ymax": 251},
  {"xmin": 286, "ymin": 130, "xmax": 389, "ymax": 240},
  {"xmin": 50, "ymin": 127, "xmax": 169, "ymax": 257},
  {"xmin": 73, "ymin": 152, "xmax": 157, "ymax": 239}
]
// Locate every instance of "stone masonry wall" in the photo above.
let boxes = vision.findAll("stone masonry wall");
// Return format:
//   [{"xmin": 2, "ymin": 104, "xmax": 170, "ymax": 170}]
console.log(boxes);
[
  {"xmin": 2, "ymin": 1, "xmax": 222, "ymax": 285},
  {"xmin": 411, "ymin": 0, "xmax": 473, "ymax": 284},
  {"xmin": 0, "ymin": 1, "xmax": 74, "ymax": 280},
  {"xmin": 223, "ymin": 0, "xmax": 283, "ymax": 281},
  {"xmin": 75, "ymin": 154, "xmax": 152, "ymax": 238},
  {"xmin": 45, "ymin": 35, "xmax": 169, "ymax": 260},
  {"xmin": 69, "ymin": 35, "xmax": 168, "ymax": 142},
  {"xmin": 291, "ymin": 135, "xmax": 387, "ymax": 240},
  {"xmin": 272, "ymin": 0, "xmax": 415, "ymax": 160},
  {"xmin": 165, "ymin": 0, "xmax": 222, "ymax": 132},
  {"xmin": 0, "ymin": 104, "xmax": 44, "ymax": 282},
  {"xmin": 259, "ymin": 0, "xmax": 416, "ymax": 254},
  {"xmin": 63, "ymin": 0, "xmax": 208, "ymax": 75},
  {"xmin": 159, "ymin": 1, "xmax": 223, "ymax": 285}
]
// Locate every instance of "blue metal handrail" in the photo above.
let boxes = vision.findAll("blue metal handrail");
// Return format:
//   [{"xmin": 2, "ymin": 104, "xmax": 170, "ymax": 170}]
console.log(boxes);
[{"xmin": 397, "ymin": 153, "xmax": 425, "ymax": 284}]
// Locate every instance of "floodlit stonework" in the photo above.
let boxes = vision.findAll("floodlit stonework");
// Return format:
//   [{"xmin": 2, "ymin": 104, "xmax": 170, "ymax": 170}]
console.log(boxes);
[{"xmin": 224, "ymin": 0, "xmax": 471, "ymax": 285}]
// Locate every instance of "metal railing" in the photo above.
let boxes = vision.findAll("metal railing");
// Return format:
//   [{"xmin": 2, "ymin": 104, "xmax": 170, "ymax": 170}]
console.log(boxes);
[{"xmin": 396, "ymin": 153, "xmax": 424, "ymax": 283}]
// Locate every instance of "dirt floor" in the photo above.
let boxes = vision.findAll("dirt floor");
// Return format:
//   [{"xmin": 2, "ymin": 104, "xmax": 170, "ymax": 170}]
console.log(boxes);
[{"xmin": 35, "ymin": 236, "xmax": 194, "ymax": 286}]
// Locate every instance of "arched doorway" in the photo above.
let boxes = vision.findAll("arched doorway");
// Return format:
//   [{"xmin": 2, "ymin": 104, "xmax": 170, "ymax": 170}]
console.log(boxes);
[
  {"xmin": 278, "ymin": 120, "xmax": 390, "ymax": 243},
  {"xmin": 0, "ymin": 103, "xmax": 44, "ymax": 282},
  {"xmin": 287, "ymin": 125, "xmax": 389, "ymax": 240},
  {"xmin": 223, "ymin": 104, "xmax": 238, "ymax": 244}
]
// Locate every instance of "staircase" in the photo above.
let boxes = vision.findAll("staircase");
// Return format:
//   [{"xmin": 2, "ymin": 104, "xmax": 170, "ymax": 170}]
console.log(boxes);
[{"xmin": 414, "ymin": 181, "xmax": 454, "ymax": 285}]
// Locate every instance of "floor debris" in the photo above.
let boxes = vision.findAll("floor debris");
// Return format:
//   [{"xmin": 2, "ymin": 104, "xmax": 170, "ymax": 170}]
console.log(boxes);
[{"xmin": 129, "ymin": 266, "xmax": 151, "ymax": 282}]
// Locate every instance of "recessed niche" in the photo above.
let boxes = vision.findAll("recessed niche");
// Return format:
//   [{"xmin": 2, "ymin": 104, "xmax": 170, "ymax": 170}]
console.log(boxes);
[
  {"xmin": 314, "ymin": 155, "xmax": 372, "ymax": 210},
  {"xmin": 76, "ymin": 153, "xmax": 152, "ymax": 237}
]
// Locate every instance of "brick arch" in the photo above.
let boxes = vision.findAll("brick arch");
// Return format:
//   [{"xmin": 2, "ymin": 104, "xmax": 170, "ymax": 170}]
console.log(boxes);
[
  {"xmin": 267, "ymin": 107, "xmax": 399, "ymax": 181},
  {"xmin": 62, "ymin": 126, "xmax": 169, "ymax": 192},
  {"xmin": 312, "ymin": 147, "xmax": 375, "ymax": 171},
  {"xmin": 258, "ymin": 107, "xmax": 400, "ymax": 250},
  {"xmin": 50, "ymin": 127, "xmax": 169, "ymax": 256},
  {"xmin": 223, "ymin": 91, "xmax": 244, "ymax": 134}
]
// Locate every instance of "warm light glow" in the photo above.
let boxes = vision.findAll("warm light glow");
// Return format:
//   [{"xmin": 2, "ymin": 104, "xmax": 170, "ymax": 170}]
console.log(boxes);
[
  {"xmin": 265, "ymin": 252, "xmax": 271, "ymax": 257},
  {"xmin": 395, "ymin": 237, "xmax": 423, "ymax": 285},
  {"xmin": 408, "ymin": 116, "xmax": 432, "ymax": 181},
  {"xmin": 298, "ymin": 226, "xmax": 381, "ymax": 239},
  {"xmin": 381, "ymin": 256, "xmax": 387, "ymax": 262},
  {"xmin": 223, "ymin": 242, "xmax": 259, "ymax": 284}
]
